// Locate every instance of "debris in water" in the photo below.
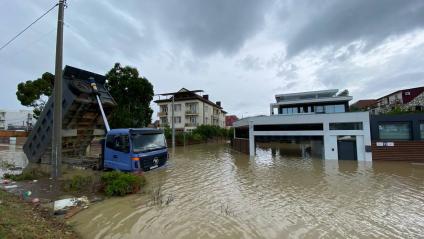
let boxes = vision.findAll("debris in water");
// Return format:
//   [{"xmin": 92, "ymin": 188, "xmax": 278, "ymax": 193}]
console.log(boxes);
[
  {"xmin": 3, "ymin": 185, "xmax": 18, "ymax": 189},
  {"xmin": 53, "ymin": 196, "xmax": 89, "ymax": 215},
  {"xmin": 1, "ymin": 179, "xmax": 11, "ymax": 184},
  {"xmin": 23, "ymin": 191, "xmax": 32, "ymax": 200}
]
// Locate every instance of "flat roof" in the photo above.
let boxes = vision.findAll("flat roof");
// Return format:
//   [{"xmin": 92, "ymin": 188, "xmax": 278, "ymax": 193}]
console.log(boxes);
[{"xmin": 275, "ymin": 89, "xmax": 339, "ymax": 98}]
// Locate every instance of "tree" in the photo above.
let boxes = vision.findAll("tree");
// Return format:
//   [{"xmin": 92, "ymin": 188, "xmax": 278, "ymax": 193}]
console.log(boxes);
[
  {"xmin": 105, "ymin": 63, "xmax": 154, "ymax": 128},
  {"xmin": 16, "ymin": 72, "xmax": 54, "ymax": 119},
  {"xmin": 16, "ymin": 64, "xmax": 154, "ymax": 127}
]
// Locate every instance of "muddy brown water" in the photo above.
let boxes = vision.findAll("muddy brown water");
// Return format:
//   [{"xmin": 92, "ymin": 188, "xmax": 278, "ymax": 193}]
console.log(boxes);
[{"xmin": 66, "ymin": 143, "xmax": 423, "ymax": 239}]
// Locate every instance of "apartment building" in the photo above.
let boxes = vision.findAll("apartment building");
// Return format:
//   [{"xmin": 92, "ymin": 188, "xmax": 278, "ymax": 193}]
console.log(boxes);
[
  {"xmin": 0, "ymin": 109, "xmax": 35, "ymax": 130},
  {"xmin": 154, "ymin": 88, "xmax": 226, "ymax": 131}
]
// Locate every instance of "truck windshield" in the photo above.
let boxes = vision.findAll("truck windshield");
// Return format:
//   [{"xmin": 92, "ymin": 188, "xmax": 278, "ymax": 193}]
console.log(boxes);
[{"xmin": 131, "ymin": 133, "xmax": 166, "ymax": 153}]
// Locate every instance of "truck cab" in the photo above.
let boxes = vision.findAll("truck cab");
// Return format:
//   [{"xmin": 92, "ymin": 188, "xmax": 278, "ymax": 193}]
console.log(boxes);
[{"xmin": 103, "ymin": 128, "xmax": 168, "ymax": 171}]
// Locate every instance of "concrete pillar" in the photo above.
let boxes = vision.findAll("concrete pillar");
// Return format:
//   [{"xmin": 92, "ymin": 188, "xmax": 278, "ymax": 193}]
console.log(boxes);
[{"xmin": 249, "ymin": 120, "xmax": 255, "ymax": 156}]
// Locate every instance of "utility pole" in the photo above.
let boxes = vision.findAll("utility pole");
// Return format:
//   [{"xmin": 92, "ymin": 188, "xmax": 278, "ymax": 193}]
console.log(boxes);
[
  {"xmin": 171, "ymin": 96, "xmax": 175, "ymax": 149},
  {"xmin": 51, "ymin": 0, "xmax": 65, "ymax": 178}
]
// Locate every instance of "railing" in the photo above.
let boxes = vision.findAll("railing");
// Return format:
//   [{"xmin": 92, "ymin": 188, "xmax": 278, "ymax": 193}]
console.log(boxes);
[
  {"xmin": 160, "ymin": 123, "xmax": 169, "ymax": 128},
  {"xmin": 185, "ymin": 110, "xmax": 198, "ymax": 115},
  {"xmin": 185, "ymin": 122, "xmax": 199, "ymax": 127},
  {"xmin": 157, "ymin": 111, "xmax": 168, "ymax": 117}
]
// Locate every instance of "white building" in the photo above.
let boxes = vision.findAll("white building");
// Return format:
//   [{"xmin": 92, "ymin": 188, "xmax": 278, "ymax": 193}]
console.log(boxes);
[
  {"xmin": 234, "ymin": 89, "xmax": 372, "ymax": 161},
  {"xmin": 154, "ymin": 88, "xmax": 226, "ymax": 131},
  {"xmin": 0, "ymin": 109, "xmax": 35, "ymax": 130}
]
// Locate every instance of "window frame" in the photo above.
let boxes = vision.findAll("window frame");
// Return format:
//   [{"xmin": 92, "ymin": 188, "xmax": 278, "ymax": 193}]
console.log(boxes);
[{"xmin": 377, "ymin": 121, "xmax": 412, "ymax": 141}]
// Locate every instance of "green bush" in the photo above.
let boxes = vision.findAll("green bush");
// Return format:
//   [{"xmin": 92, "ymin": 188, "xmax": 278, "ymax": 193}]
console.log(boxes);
[
  {"xmin": 63, "ymin": 175, "xmax": 93, "ymax": 192},
  {"xmin": 101, "ymin": 171, "xmax": 146, "ymax": 196}
]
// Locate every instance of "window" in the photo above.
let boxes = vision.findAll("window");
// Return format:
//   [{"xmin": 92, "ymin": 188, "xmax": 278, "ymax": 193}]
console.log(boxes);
[
  {"xmin": 378, "ymin": 122, "xmax": 411, "ymax": 140},
  {"xmin": 254, "ymin": 124, "xmax": 323, "ymax": 131},
  {"xmin": 160, "ymin": 117, "xmax": 168, "ymax": 124},
  {"xmin": 330, "ymin": 122, "xmax": 363, "ymax": 130},
  {"xmin": 325, "ymin": 105, "xmax": 335, "ymax": 113},
  {"xmin": 334, "ymin": 104, "xmax": 345, "ymax": 113},
  {"xmin": 173, "ymin": 116, "xmax": 181, "ymax": 123},
  {"xmin": 106, "ymin": 134, "xmax": 130, "ymax": 153},
  {"xmin": 420, "ymin": 123, "xmax": 424, "ymax": 140},
  {"xmin": 160, "ymin": 105, "xmax": 168, "ymax": 112},
  {"xmin": 173, "ymin": 104, "xmax": 181, "ymax": 112},
  {"xmin": 315, "ymin": 106, "xmax": 324, "ymax": 113}
]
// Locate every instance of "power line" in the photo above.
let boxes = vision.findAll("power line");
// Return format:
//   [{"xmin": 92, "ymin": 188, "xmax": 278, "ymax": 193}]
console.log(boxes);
[{"xmin": 0, "ymin": 3, "xmax": 59, "ymax": 52}]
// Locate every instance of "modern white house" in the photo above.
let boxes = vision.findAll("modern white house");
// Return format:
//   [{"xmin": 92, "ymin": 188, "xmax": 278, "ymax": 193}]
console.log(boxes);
[
  {"xmin": 233, "ymin": 89, "xmax": 372, "ymax": 161},
  {"xmin": 154, "ymin": 88, "xmax": 226, "ymax": 131}
]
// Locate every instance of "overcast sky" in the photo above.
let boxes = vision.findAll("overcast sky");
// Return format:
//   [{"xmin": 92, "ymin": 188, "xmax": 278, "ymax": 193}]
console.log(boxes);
[{"xmin": 1, "ymin": 0, "xmax": 424, "ymax": 119}]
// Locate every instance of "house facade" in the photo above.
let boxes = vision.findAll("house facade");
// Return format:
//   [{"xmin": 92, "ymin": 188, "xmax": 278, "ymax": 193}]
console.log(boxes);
[
  {"xmin": 154, "ymin": 88, "xmax": 226, "ymax": 131},
  {"xmin": 225, "ymin": 115, "xmax": 239, "ymax": 128},
  {"xmin": 233, "ymin": 89, "xmax": 372, "ymax": 161},
  {"xmin": 367, "ymin": 87, "xmax": 424, "ymax": 114}
]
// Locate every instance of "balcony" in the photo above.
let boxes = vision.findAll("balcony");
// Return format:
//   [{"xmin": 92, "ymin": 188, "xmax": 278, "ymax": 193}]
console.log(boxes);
[
  {"xmin": 185, "ymin": 122, "xmax": 199, "ymax": 127},
  {"xmin": 185, "ymin": 110, "xmax": 198, "ymax": 115},
  {"xmin": 157, "ymin": 111, "xmax": 168, "ymax": 117}
]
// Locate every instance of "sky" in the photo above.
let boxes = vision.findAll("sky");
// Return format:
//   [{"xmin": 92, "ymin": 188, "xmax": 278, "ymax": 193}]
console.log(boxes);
[{"xmin": 0, "ymin": 0, "xmax": 424, "ymax": 119}]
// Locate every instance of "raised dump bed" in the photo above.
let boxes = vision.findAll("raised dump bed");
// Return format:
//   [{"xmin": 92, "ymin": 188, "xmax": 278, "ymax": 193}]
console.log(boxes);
[{"xmin": 23, "ymin": 65, "xmax": 116, "ymax": 164}]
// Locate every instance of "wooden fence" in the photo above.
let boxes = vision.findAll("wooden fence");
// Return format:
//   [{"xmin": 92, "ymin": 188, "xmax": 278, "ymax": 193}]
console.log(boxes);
[{"xmin": 372, "ymin": 141, "xmax": 424, "ymax": 162}]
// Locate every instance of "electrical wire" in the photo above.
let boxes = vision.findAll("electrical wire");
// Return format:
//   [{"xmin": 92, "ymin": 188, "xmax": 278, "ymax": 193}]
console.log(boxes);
[{"xmin": 0, "ymin": 3, "xmax": 59, "ymax": 52}]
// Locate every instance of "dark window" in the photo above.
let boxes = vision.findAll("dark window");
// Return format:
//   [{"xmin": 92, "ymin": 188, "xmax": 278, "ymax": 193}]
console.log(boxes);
[
  {"xmin": 378, "ymin": 122, "xmax": 411, "ymax": 140},
  {"xmin": 330, "ymin": 122, "xmax": 363, "ymax": 130},
  {"xmin": 106, "ymin": 134, "xmax": 130, "ymax": 152},
  {"xmin": 420, "ymin": 122, "xmax": 424, "ymax": 140},
  {"xmin": 254, "ymin": 124, "xmax": 323, "ymax": 131},
  {"xmin": 235, "ymin": 127, "xmax": 249, "ymax": 138}
]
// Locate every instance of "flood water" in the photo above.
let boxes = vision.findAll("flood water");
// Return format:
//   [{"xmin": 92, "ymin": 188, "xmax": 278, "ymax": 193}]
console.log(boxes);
[
  {"xmin": 70, "ymin": 143, "xmax": 424, "ymax": 239},
  {"xmin": 0, "ymin": 144, "xmax": 27, "ymax": 177}
]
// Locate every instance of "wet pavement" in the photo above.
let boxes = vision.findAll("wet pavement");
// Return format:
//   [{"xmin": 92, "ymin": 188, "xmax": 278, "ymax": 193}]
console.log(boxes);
[{"xmin": 69, "ymin": 143, "xmax": 424, "ymax": 239}]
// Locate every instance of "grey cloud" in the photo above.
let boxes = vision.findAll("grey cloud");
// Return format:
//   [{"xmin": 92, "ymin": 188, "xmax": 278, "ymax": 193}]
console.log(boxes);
[
  {"xmin": 285, "ymin": 0, "xmax": 424, "ymax": 57},
  {"xmin": 236, "ymin": 55, "xmax": 264, "ymax": 71},
  {"xmin": 116, "ymin": 0, "xmax": 272, "ymax": 56}
]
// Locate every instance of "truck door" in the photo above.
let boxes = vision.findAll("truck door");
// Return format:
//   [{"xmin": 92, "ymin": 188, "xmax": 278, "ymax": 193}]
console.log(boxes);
[{"xmin": 104, "ymin": 134, "xmax": 131, "ymax": 171}]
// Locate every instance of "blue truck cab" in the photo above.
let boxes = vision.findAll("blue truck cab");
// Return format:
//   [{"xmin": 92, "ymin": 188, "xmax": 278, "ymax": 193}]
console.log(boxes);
[{"xmin": 103, "ymin": 128, "xmax": 168, "ymax": 171}]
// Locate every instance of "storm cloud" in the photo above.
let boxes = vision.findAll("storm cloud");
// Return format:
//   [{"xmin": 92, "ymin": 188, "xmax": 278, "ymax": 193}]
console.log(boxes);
[{"xmin": 1, "ymin": 0, "xmax": 424, "ymax": 117}]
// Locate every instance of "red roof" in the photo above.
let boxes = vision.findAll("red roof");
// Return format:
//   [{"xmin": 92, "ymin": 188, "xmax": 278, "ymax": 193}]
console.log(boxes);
[{"xmin": 350, "ymin": 99, "xmax": 377, "ymax": 109}]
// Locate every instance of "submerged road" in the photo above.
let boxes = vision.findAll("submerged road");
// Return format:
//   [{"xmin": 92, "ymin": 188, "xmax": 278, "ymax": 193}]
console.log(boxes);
[{"xmin": 70, "ymin": 143, "xmax": 424, "ymax": 239}]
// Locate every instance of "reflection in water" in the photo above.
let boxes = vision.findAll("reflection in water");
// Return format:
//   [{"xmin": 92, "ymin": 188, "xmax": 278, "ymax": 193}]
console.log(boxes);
[{"xmin": 71, "ymin": 143, "xmax": 424, "ymax": 239}]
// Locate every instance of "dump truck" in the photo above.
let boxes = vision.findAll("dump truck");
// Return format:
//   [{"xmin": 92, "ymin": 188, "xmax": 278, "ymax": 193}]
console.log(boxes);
[{"xmin": 23, "ymin": 65, "xmax": 168, "ymax": 171}]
